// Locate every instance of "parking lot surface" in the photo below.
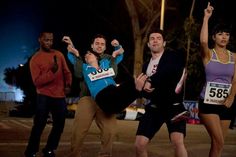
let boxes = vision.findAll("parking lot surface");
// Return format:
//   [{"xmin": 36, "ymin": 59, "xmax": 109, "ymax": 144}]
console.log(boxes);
[{"xmin": 0, "ymin": 116, "xmax": 236, "ymax": 157}]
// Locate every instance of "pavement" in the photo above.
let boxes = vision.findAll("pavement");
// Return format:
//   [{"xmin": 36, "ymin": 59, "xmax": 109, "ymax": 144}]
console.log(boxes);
[{"xmin": 0, "ymin": 116, "xmax": 236, "ymax": 157}]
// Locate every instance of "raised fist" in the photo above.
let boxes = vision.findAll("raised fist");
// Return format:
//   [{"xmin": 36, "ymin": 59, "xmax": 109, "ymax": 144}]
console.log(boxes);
[
  {"xmin": 62, "ymin": 36, "xmax": 74, "ymax": 46},
  {"xmin": 111, "ymin": 39, "xmax": 119, "ymax": 47}
]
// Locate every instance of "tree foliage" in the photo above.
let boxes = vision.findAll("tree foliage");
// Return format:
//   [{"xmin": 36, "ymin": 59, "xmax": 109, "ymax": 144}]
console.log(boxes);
[
  {"xmin": 124, "ymin": 0, "xmax": 206, "ymax": 100},
  {"xmin": 124, "ymin": 0, "xmax": 163, "ymax": 75},
  {"xmin": 4, "ymin": 57, "xmax": 37, "ymax": 116}
]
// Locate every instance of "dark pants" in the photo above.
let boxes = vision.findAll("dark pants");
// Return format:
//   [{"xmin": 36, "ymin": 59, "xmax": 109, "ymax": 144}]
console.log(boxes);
[
  {"xmin": 25, "ymin": 94, "xmax": 67, "ymax": 154},
  {"xmin": 96, "ymin": 78, "xmax": 139, "ymax": 114}
]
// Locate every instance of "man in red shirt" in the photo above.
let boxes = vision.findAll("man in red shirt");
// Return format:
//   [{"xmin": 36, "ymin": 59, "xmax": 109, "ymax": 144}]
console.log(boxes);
[{"xmin": 24, "ymin": 31, "xmax": 72, "ymax": 157}]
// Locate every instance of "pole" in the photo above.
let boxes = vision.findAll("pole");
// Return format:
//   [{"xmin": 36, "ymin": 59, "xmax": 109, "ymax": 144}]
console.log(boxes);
[{"xmin": 160, "ymin": 0, "xmax": 165, "ymax": 30}]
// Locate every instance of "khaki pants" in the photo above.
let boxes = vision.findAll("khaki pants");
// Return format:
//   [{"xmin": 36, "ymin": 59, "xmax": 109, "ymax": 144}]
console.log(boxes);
[{"xmin": 68, "ymin": 96, "xmax": 117, "ymax": 157}]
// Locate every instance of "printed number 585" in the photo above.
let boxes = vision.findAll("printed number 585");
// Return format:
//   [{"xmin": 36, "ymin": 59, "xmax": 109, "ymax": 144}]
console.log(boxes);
[{"xmin": 209, "ymin": 88, "xmax": 228, "ymax": 98}]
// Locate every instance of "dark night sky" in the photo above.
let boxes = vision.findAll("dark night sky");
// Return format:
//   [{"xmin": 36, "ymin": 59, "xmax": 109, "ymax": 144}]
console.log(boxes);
[
  {"xmin": 0, "ymin": 0, "xmax": 132, "ymax": 100},
  {"xmin": 194, "ymin": 0, "xmax": 235, "ymax": 31},
  {"xmin": 0, "ymin": 0, "xmax": 235, "ymax": 101}
]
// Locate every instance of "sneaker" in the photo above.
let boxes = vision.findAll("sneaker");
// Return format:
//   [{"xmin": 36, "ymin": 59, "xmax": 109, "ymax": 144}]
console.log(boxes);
[
  {"xmin": 42, "ymin": 148, "xmax": 55, "ymax": 157},
  {"xmin": 171, "ymin": 110, "xmax": 190, "ymax": 123}
]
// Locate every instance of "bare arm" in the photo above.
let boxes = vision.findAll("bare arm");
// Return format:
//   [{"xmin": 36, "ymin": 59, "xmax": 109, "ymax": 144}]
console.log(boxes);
[
  {"xmin": 62, "ymin": 36, "xmax": 80, "ymax": 57},
  {"xmin": 224, "ymin": 52, "xmax": 236, "ymax": 108},
  {"xmin": 62, "ymin": 36, "xmax": 74, "ymax": 47},
  {"xmin": 200, "ymin": 2, "xmax": 214, "ymax": 64}
]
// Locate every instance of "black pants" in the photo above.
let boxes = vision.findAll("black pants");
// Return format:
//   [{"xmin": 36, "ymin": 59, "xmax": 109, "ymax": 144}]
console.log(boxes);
[
  {"xmin": 95, "ymin": 78, "xmax": 139, "ymax": 114},
  {"xmin": 25, "ymin": 94, "xmax": 67, "ymax": 154}
]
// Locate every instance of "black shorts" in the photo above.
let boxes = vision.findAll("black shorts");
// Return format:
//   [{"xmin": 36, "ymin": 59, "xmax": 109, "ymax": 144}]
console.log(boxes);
[
  {"xmin": 136, "ymin": 105, "xmax": 186, "ymax": 140},
  {"xmin": 199, "ymin": 99, "xmax": 234, "ymax": 120}
]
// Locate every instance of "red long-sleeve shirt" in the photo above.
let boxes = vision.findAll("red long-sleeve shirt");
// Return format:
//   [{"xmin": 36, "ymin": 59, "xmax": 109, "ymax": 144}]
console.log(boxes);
[{"xmin": 30, "ymin": 49, "xmax": 72, "ymax": 98}]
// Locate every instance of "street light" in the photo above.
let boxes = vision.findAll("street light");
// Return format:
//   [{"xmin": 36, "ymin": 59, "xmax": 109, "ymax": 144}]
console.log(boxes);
[{"xmin": 160, "ymin": 0, "xmax": 165, "ymax": 30}]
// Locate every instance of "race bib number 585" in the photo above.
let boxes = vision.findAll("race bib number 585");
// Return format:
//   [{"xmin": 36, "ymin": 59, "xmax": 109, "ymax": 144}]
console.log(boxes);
[{"xmin": 204, "ymin": 82, "xmax": 231, "ymax": 105}]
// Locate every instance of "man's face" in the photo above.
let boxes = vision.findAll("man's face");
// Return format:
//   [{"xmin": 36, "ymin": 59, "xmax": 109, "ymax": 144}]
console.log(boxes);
[
  {"xmin": 147, "ymin": 33, "xmax": 165, "ymax": 53},
  {"xmin": 91, "ymin": 37, "xmax": 106, "ymax": 54},
  {"xmin": 39, "ymin": 33, "xmax": 53, "ymax": 51}
]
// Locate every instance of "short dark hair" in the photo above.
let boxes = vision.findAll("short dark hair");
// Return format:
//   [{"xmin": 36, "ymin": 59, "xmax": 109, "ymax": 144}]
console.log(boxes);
[
  {"xmin": 39, "ymin": 31, "xmax": 53, "ymax": 38},
  {"xmin": 147, "ymin": 28, "xmax": 166, "ymax": 41},
  {"xmin": 211, "ymin": 23, "xmax": 231, "ymax": 36},
  {"xmin": 84, "ymin": 49, "xmax": 101, "ymax": 61},
  {"xmin": 91, "ymin": 34, "xmax": 107, "ymax": 44}
]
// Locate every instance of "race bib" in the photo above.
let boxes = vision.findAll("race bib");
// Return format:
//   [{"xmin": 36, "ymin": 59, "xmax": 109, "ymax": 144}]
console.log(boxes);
[
  {"xmin": 88, "ymin": 68, "xmax": 115, "ymax": 81},
  {"xmin": 204, "ymin": 82, "xmax": 231, "ymax": 105}
]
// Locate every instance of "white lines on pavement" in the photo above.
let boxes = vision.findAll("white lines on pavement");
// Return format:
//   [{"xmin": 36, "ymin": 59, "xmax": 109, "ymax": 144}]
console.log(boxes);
[
  {"xmin": 0, "ymin": 122, "xmax": 11, "ymax": 129},
  {"xmin": 19, "ymin": 119, "xmax": 33, "ymax": 123},
  {"xmin": 9, "ymin": 119, "xmax": 31, "ymax": 129}
]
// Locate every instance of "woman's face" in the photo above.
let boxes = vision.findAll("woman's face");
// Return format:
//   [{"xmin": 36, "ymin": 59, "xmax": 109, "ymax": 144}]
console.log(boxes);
[
  {"xmin": 85, "ymin": 51, "xmax": 98, "ymax": 64},
  {"xmin": 213, "ymin": 31, "xmax": 230, "ymax": 47}
]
